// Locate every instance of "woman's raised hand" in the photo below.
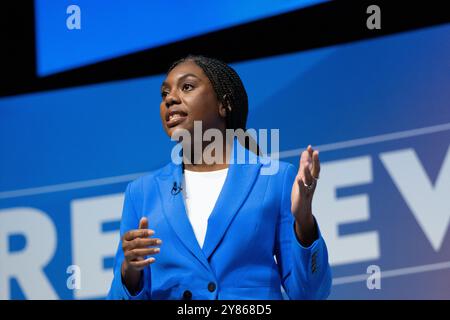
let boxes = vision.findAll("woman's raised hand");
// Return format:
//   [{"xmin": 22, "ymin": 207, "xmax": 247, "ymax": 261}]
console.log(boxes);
[{"xmin": 290, "ymin": 145, "xmax": 320, "ymax": 246}]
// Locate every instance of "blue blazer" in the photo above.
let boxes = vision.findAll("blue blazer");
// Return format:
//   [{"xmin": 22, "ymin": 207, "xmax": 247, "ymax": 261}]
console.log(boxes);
[{"xmin": 107, "ymin": 141, "xmax": 332, "ymax": 300}]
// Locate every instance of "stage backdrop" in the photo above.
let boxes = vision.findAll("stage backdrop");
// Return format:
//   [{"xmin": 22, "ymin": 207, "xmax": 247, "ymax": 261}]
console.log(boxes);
[{"xmin": 1, "ymin": 24, "xmax": 449, "ymax": 299}]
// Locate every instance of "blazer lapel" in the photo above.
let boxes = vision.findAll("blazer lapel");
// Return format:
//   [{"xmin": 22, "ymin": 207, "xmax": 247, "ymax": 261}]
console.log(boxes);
[
  {"xmin": 202, "ymin": 141, "xmax": 262, "ymax": 259},
  {"xmin": 154, "ymin": 162, "xmax": 210, "ymax": 271}
]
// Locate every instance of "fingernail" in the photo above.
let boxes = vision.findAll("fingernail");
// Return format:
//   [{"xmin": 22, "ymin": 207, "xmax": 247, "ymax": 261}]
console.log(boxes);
[
  {"xmin": 157, "ymin": 239, "xmax": 162, "ymax": 245},
  {"xmin": 148, "ymin": 230, "xmax": 154, "ymax": 236},
  {"xmin": 155, "ymin": 248, "xmax": 160, "ymax": 253}
]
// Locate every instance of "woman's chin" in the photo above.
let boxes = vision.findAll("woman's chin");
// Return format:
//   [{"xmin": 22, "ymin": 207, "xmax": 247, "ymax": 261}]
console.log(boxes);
[{"xmin": 168, "ymin": 126, "xmax": 192, "ymax": 140}]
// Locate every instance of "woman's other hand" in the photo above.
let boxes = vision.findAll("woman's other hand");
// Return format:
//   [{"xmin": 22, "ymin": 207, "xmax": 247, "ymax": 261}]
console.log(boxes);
[{"xmin": 121, "ymin": 217, "xmax": 161, "ymax": 293}]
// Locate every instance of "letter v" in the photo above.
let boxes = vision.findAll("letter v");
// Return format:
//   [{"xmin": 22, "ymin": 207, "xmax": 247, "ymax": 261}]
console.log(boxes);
[{"xmin": 380, "ymin": 146, "xmax": 450, "ymax": 251}]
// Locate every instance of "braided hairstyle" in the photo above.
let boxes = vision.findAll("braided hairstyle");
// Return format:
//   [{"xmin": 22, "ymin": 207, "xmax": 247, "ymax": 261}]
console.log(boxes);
[{"xmin": 167, "ymin": 55, "xmax": 260, "ymax": 155}]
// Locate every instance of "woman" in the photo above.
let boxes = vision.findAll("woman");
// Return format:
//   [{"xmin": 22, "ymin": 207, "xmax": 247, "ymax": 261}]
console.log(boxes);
[{"xmin": 107, "ymin": 55, "xmax": 332, "ymax": 300}]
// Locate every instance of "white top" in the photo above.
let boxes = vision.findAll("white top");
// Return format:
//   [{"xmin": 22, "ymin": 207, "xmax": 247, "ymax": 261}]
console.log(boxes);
[{"xmin": 181, "ymin": 168, "xmax": 229, "ymax": 248}]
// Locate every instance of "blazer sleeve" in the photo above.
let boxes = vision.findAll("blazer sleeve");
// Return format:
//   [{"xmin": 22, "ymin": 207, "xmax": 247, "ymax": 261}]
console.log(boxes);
[
  {"xmin": 274, "ymin": 163, "xmax": 332, "ymax": 300},
  {"xmin": 107, "ymin": 181, "xmax": 152, "ymax": 300}
]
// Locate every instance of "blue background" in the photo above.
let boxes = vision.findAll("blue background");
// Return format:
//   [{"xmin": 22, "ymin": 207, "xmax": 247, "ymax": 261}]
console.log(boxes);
[
  {"xmin": 34, "ymin": 0, "xmax": 325, "ymax": 76},
  {"xmin": 1, "ymin": 6, "xmax": 450, "ymax": 299}
]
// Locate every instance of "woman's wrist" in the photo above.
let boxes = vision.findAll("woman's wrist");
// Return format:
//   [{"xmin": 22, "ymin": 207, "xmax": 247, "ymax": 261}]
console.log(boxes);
[
  {"xmin": 294, "ymin": 214, "xmax": 317, "ymax": 247},
  {"xmin": 121, "ymin": 260, "xmax": 143, "ymax": 294}
]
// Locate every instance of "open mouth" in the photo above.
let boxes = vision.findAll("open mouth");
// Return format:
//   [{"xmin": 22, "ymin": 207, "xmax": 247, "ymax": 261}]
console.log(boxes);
[{"xmin": 166, "ymin": 111, "xmax": 187, "ymax": 128}]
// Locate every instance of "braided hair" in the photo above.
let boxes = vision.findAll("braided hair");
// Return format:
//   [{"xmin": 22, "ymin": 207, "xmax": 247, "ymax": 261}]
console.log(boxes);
[{"xmin": 167, "ymin": 55, "xmax": 260, "ymax": 155}]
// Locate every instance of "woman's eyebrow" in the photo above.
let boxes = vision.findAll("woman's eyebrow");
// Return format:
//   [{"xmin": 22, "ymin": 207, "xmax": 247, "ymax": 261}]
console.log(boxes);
[{"xmin": 161, "ymin": 73, "xmax": 201, "ymax": 89}]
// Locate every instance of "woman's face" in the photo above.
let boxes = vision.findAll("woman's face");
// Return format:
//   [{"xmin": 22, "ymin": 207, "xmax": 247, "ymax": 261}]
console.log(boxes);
[{"xmin": 160, "ymin": 60, "xmax": 226, "ymax": 139}]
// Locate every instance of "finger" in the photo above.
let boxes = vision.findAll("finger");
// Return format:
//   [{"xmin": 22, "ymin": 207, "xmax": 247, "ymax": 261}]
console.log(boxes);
[
  {"xmin": 302, "ymin": 163, "xmax": 314, "ymax": 187},
  {"xmin": 302, "ymin": 148, "xmax": 313, "ymax": 172},
  {"xmin": 133, "ymin": 247, "xmax": 161, "ymax": 257},
  {"xmin": 297, "ymin": 151, "xmax": 309, "ymax": 183},
  {"xmin": 125, "ymin": 237, "xmax": 162, "ymax": 250},
  {"xmin": 139, "ymin": 217, "xmax": 148, "ymax": 230},
  {"xmin": 126, "ymin": 247, "xmax": 161, "ymax": 260},
  {"xmin": 129, "ymin": 257, "xmax": 156, "ymax": 269},
  {"xmin": 298, "ymin": 171, "xmax": 309, "ymax": 193},
  {"xmin": 123, "ymin": 229, "xmax": 154, "ymax": 241},
  {"xmin": 307, "ymin": 145, "xmax": 314, "ymax": 169},
  {"xmin": 299, "ymin": 150, "xmax": 310, "ymax": 170},
  {"xmin": 311, "ymin": 150, "xmax": 320, "ymax": 179},
  {"xmin": 307, "ymin": 145, "xmax": 313, "ymax": 157}
]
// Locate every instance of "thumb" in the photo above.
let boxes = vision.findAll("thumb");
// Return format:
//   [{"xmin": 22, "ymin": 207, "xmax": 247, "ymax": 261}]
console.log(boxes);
[{"xmin": 139, "ymin": 217, "xmax": 148, "ymax": 229}]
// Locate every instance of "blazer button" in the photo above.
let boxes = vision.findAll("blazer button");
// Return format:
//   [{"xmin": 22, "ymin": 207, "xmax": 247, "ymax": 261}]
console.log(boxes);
[
  {"xmin": 183, "ymin": 290, "xmax": 192, "ymax": 300},
  {"xmin": 208, "ymin": 282, "xmax": 216, "ymax": 292}
]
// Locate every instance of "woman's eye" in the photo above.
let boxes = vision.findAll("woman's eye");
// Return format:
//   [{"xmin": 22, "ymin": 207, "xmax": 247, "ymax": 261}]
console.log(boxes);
[
  {"xmin": 182, "ymin": 83, "xmax": 194, "ymax": 91},
  {"xmin": 161, "ymin": 91, "xmax": 169, "ymax": 98}
]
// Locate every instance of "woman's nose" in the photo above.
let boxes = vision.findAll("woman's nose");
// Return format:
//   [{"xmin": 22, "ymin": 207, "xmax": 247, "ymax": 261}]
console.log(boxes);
[{"xmin": 165, "ymin": 91, "xmax": 181, "ymax": 108}]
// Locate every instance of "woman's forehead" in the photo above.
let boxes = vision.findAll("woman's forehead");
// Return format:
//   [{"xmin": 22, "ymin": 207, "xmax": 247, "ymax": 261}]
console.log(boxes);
[
  {"xmin": 169, "ymin": 61, "xmax": 205, "ymax": 78},
  {"xmin": 163, "ymin": 60, "xmax": 210, "ymax": 86}
]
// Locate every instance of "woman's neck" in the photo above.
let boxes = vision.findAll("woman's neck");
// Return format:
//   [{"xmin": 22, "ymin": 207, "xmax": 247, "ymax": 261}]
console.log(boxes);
[
  {"xmin": 183, "ymin": 162, "xmax": 229, "ymax": 172},
  {"xmin": 182, "ymin": 138, "xmax": 232, "ymax": 172}
]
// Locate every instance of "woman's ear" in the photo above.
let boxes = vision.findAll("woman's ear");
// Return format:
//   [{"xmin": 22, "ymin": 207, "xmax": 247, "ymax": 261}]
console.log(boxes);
[{"xmin": 219, "ymin": 94, "xmax": 232, "ymax": 118}]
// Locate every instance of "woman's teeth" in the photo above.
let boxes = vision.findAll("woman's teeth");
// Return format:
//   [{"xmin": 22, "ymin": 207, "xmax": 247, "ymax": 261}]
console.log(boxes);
[{"xmin": 169, "ymin": 114, "xmax": 182, "ymax": 120}]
